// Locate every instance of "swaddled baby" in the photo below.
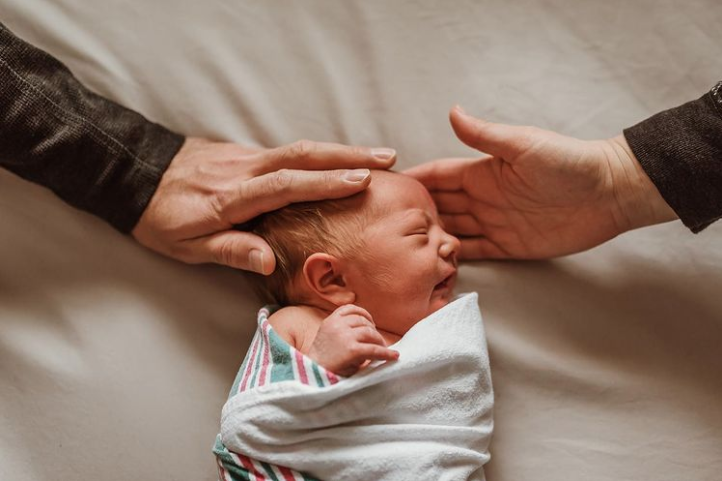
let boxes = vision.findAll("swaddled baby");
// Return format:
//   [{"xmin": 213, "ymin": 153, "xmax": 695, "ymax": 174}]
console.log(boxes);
[{"xmin": 214, "ymin": 171, "xmax": 493, "ymax": 481}]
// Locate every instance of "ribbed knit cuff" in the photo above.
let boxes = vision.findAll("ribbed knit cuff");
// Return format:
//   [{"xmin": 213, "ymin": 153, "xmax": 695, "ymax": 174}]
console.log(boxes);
[{"xmin": 623, "ymin": 82, "xmax": 722, "ymax": 233}]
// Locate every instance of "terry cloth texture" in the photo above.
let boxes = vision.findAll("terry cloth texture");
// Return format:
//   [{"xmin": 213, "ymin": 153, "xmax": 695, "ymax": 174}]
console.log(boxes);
[{"xmin": 215, "ymin": 293, "xmax": 494, "ymax": 481}]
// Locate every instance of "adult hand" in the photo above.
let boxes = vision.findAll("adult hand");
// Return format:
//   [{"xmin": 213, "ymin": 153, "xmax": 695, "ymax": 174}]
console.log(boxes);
[
  {"xmin": 132, "ymin": 138, "xmax": 396, "ymax": 273},
  {"xmin": 406, "ymin": 107, "xmax": 677, "ymax": 260}
]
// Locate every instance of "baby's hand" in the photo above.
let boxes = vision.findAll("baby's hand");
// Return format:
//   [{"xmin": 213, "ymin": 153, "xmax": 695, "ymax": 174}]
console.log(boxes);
[{"xmin": 308, "ymin": 304, "xmax": 400, "ymax": 377}]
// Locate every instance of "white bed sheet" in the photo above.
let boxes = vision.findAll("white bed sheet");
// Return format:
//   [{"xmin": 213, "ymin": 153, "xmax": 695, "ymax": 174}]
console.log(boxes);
[{"xmin": 1, "ymin": 1, "xmax": 721, "ymax": 480}]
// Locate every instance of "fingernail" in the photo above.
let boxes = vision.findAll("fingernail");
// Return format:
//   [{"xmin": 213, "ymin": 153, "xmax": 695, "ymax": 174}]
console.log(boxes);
[
  {"xmin": 344, "ymin": 168, "xmax": 370, "ymax": 183},
  {"xmin": 249, "ymin": 249, "xmax": 265, "ymax": 274},
  {"xmin": 455, "ymin": 105, "xmax": 468, "ymax": 115},
  {"xmin": 371, "ymin": 148, "xmax": 396, "ymax": 160}
]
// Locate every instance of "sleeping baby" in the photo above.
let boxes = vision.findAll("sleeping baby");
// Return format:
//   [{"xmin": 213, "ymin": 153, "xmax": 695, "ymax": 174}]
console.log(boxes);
[{"xmin": 213, "ymin": 171, "xmax": 494, "ymax": 481}]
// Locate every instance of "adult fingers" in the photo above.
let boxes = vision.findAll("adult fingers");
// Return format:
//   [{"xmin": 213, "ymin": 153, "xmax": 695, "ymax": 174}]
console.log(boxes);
[
  {"xmin": 403, "ymin": 157, "xmax": 480, "ymax": 191},
  {"xmin": 440, "ymin": 214, "xmax": 486, "ymax": 237},
  {"xmin": 459, "ymin": 237, "xmax": 512, "ymax": 260},
  {"xmin": 431, "ymin": 191, "xmax": 474, "ymax": 214},
  {"xmin": 449, "ymin": 106, "xmax": 535, "ymax": 160},
  {"xmin": 258, "ymin": 140, "xmax": 396, "ymax": 174},
  {"xmin": 219, "ymin": 168, "xmax": 374, "ymax": 224},
  {"xmin": 181, "ymin": 230, "xmax": 276, "ymax": 274}
]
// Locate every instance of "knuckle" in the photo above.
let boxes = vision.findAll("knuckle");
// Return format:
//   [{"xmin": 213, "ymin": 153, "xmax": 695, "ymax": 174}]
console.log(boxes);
[
  {"xmin": 322, "ymin": 170, "xmax": 338, "ymax": 185},
  {"xmin": 211, "ymin": 186, "xmax": 234, "ymax": 220},
  {"xmin": 363, "ymin": 326, "xmax": 380, "ymax": 342},
  {"xmin": 270, "ymin": 169, "xmax": 294, "ymax": 194},
  {"xmin": 349, "ymin": 145, "xmax": 367, "ymax": 159},
  {"xmin": 214, "ymin": 238, "xmax": 243, "ymax": 267},
  {"xmin": 337, "ymin": 304, "xmax": 357, "ymax": 316},
  {"xmin": 358, "ymin": 311, "xmax": 374, "ymax": 324},
  {"xmin": 288, "ymin": 139, "xmax": 315, "ymax": 161},
  {"xmin": 348, "ymin": 344, "xmax": 364, "ymax": 358}
]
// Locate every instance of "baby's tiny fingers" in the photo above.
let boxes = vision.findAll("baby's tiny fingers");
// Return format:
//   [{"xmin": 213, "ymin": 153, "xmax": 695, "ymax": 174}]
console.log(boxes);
[
  {"xmin": 353, "ymin": 344, "xmax": 400, "ymax": 363},
  {"xmin": 345, "ymin": 315, "xmax": 377, "ymax": 330},
  {"xmin": 369, "ymin": 346, "xmax": 400, "ymax": 362},
  {"xmin": 335, "ymin": 304, "xmax": 374, "ymax": 324},
  {"xmin": 354, "ymin": 326, "xmax": 387, "ymax": 346}
]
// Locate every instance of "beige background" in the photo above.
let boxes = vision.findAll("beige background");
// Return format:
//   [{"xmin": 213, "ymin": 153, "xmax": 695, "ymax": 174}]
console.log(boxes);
[{"xmin": 1, "ymin": 1, "xmax": 721, "ymax": 480}]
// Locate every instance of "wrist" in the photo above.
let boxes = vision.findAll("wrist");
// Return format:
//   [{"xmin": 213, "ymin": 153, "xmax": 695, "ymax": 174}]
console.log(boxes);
[{"xmin": 604, "ymin": 135, "xmax": 678, "ymax": 233}]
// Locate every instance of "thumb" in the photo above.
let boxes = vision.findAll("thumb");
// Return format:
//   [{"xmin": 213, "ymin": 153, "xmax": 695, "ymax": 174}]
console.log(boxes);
[
  {"xmin": 183, "ymin": 230, "xmax": 277, "ymax": 274},
  {"xmin": 449, "ymin": 106, "xmax": 532, "ymax": 160}
]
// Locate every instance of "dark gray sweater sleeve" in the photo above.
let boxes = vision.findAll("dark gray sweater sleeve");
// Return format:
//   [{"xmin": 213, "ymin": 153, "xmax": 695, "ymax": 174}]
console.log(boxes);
[
  {"xmin": 623, "ymin": 81, "xmax": 722, "ymax": 233},
  {"xmin": 0, "ymin": 21, "xmax": 185, "ymax": 233}
]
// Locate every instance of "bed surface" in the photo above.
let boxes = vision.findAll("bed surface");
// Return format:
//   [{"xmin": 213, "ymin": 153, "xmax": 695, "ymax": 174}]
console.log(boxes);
[{"xmin": 1, "ymin": 1, "xmax": 721, "ymax": 480}]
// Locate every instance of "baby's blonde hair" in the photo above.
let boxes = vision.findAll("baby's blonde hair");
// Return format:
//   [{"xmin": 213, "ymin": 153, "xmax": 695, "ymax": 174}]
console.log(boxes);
[{"xmin": 246, "ymin": 196, "xmax": 375, "ymax": 306}]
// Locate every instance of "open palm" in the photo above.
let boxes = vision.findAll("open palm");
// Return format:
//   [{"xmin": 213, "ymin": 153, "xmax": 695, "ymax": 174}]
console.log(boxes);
[{"xmin": 406, "ymin": 108, "xmax": 669, "ymax": 260}]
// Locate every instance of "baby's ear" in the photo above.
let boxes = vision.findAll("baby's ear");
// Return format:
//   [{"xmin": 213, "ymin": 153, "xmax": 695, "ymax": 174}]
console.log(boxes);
[{"xmin": 303, "ymin": 253, "xmax": 356, "ymax": 306}]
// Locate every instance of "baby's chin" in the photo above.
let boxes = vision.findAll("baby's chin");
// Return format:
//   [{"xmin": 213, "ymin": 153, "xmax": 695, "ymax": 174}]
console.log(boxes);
[
  {"xmin": 381, "ymin": 297, "xmax": 453, "ymax": 338},
  {"xmin": 380, "ymin": 291, "xmax": 456, "ymax": 337},
  {"xmin": 426, "ymin": 292, "xmax": 454, "ymax": 316},
  {"xmin": 426, "ymin": 298, "xmax": 450, "ymax": 316}
]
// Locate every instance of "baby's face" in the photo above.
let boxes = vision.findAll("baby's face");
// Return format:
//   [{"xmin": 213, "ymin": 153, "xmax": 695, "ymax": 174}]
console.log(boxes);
[{"xmin": 345, "ymin": 171, "xmax": 460, "ymax": 336}]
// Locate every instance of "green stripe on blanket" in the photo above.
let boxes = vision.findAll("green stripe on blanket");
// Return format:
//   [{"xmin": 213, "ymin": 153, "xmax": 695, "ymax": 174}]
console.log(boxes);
[{"xmin": 213, "ymin": 306, "xmax": 327, "ymax": 481}]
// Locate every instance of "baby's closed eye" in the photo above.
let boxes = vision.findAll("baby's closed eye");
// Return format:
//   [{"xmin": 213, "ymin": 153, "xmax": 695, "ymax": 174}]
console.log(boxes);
[{"xmin": 407, "ymin": 229, "xmax": 429, "ymax": 244}]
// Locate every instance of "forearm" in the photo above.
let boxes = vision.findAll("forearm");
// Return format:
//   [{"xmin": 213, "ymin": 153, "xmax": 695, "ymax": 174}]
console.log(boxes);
[
  {"xmin": 623, "ymin": 81, "xmax": 722, "ymax": 233},
  {"xmin": 0, "ymin": 21, "xmax": 185, "ymax": 232}
]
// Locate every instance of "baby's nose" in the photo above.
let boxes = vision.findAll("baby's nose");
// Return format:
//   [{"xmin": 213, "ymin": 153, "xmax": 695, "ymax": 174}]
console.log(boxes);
[{"xmin": 439, "ymin": 232, "xmax": 461, "ymax": 259}]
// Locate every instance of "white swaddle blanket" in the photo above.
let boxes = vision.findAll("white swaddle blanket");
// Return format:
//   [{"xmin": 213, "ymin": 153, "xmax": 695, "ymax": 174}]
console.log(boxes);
[{"xmin": 220, "ymin": 292, "xmax": 494, "ymax": 480}]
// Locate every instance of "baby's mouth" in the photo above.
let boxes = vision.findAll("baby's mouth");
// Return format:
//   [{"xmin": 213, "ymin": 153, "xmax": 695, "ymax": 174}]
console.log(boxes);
[{"xmin": 433, "ymin": 271, "xmax": 457, "ymax": 293}]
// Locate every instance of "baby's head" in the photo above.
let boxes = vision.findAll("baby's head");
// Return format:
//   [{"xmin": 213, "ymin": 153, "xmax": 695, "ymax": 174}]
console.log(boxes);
[{"xmin": 250, "ymin": 170, "xmax": 460, "ymax": 336}]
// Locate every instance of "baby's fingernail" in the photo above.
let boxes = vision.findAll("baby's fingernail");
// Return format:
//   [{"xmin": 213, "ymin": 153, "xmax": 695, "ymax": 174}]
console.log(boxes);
[
  {"xmin": 344, "ymin": 168, "xmax": 370, "ymax": 183},
  {"xmin": 454, "ymin": 105, "xmax": 468, "ymax": 116},
  {"xmin": 248, "ymin": 249, "xmax": 265, "ymax": 274},
  {"xmin": 371, "ymin": 148, "xmax": 396, "ymax": 160}
]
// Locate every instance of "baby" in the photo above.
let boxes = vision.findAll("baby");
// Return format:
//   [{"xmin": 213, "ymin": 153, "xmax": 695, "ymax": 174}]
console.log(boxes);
[
  {"xmin": 214, "ymin": 171, "xmax": 492, "ymax": 481},
  {"xmin": 249, "ymin": 169, "xmax": 460, "ymax": 375}
]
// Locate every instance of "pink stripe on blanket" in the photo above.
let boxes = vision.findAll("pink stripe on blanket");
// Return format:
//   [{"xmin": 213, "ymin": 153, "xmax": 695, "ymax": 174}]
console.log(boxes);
[
  {"xmin": 237, "ymin": 453, "xmax": 267, "ymax": 480},
  {"xmin": 293, "ymin": 350, "xmax": 309, "ymax": 385},
  {"xmin": 258, "ymin": 321, "xmax": 271, "ymax": 386},
  {"xmin": 217, "ymin": 462, "xmax": 231, "ymax": 481},
  {"xmin": 277, "ymin": 465, "xmax": 298, "ymax": 481},
  {"xmin": 326, "ymin": 370, "xmax": 340, "ymax": 385},
  {"xmin": 239, "ymin": 334, "xmax": 261, "ymax": 393}
]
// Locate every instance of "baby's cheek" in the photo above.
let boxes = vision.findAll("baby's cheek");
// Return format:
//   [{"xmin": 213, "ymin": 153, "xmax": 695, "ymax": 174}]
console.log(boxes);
[
  {"xmin": 428, "ymin": 297, "xmax": 450, "ymax": 315},
  {"xmin": 366, "ymin": 265, "xmax": 397, "ymax": 291}
]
